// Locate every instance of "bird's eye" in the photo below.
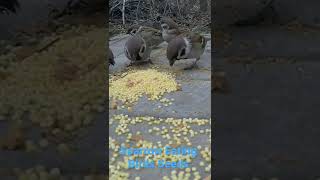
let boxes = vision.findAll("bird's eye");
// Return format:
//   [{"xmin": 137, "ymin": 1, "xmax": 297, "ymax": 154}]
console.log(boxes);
[{"xmin": 161, "ymin": 24, "xmax": 169, "ymax": 30}]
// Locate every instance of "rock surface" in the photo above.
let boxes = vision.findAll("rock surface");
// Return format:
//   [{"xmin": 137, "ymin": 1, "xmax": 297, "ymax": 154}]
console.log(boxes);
[{"xmin": 109, "ymin": 33, "xmax": 212, "ymax": 179}]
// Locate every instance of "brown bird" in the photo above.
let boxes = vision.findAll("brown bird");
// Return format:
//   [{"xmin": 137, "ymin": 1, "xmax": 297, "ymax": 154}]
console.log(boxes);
[
  {"xmin": 127, "ymin": 25, "xmax": 163, "ymax": 49},
  {"xmin": 160, "ymin": 17, "xmax": 182, "ymax": 43},
  {"xmin": 124, "ymin": 30, "xmax": 152, "ymax": 66},
  {"xmin": 109, "ymin": 48, "xmax": 115, "ymax": 66},
  {"xmin": 167, "ymin": 32, "xmax": 207, "ymax": 69}
]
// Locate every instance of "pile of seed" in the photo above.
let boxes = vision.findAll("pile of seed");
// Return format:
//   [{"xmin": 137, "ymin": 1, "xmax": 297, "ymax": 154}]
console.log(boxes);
[
  {"xmin": 109, "ymin": 69, "xmax": 179, "ymax": 105},
  {"xmin": 109, "ymin": 114, "xmax": 212, "ymax": 180},
  {"xmin": 0, "ymin": 26, "xmax": 106, "ymax": 145}
]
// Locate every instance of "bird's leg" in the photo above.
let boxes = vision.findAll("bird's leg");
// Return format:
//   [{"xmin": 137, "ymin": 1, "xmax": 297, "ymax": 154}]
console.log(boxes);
[
  {"xmin": 184, "ymin": 58, "xmax": 199, "ymax": 70},
  {"xmin": 194, "ymin": 58, "xmax": 200, "ymax": 67},
  {"xmin": 147, "ymin": 58, "xmax": 154, "ymax": 64}
]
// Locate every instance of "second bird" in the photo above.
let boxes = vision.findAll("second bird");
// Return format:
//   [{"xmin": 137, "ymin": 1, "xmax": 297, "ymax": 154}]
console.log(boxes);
[
  {"xmin": 167, "ymin": 32, "xmax": 207, "ymax": 69},
  {"xmin": 127, "ymin": 25, "xmax": 163, "ymax": 49},
  {"xmin": 160, "ymin": 17, "xmax": 182, "ymax": 43},
  {"xmin": 124, "ymin": 26, "xmax": 153, "ymax": 66}
]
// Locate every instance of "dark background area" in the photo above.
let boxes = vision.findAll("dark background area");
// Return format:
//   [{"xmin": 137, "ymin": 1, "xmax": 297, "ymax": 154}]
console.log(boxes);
[
  {"xmin": 213, "ymin": 0, "xmax": 320, "ymax": 179},
  {"xmin": 0, "ymin": 0, "xmax": 107, "ymax": 179}
]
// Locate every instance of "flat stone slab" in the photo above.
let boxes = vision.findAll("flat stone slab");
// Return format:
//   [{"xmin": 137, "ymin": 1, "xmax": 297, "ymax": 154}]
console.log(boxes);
[
  {"xmin": 109, "ymin": 33, "xmax": 211, "ymax": 118},
  {"xmin": 109, "ymin": 33, "xmax": 212, "ymax": 179},
  {"xmin": 109, "ymin": 80, "xmax": 211, "ymax": 119}
]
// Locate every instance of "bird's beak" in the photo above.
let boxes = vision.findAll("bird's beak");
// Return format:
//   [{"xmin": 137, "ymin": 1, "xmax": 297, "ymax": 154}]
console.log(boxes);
[{"xmin": 170, "ymin": 61, "xmax": 174, "ymax": 66}]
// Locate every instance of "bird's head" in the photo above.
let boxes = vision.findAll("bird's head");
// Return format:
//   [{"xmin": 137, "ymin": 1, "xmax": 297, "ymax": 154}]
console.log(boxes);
[{"xmin": 161, "ymin": 23, "xmax": 169, "ymax": 31}]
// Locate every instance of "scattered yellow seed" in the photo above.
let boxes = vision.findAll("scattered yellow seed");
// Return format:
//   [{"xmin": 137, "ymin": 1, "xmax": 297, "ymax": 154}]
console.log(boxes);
[
  {"xmin": 109, "ymin": 114, "xmax": 211, "ymax": 178},
  {"xmin": 163, "ymin": 176, "xmax": 170, "ymax": 180}
]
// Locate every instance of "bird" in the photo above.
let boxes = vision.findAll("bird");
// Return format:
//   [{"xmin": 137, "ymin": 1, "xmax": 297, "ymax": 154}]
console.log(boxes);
[
  {"xmin": 109, "ymin": 48, "xmax": 115, "ymax": 66},
  {"xmin": 166, "ymin": 32, "xmax": 207, "ymax": 69},
  {"xmin": 0, "ymin": 0, "xmax": 20, "ymax": 14},
  {"xmin": 159, "ymin": 17, "xmax": 182, "ymax": 43},
  {"xmin": 124, "ymin": 28, "xmax": 152, "ymax": 66},
  {"xmin": 127, "ymin": 25, "xmax": 163, "ymax": 49}
]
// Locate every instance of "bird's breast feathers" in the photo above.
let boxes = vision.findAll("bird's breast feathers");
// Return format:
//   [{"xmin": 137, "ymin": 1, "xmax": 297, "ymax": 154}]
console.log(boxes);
[
  {"xmin": 138, "ymin": 38, "xmax": 147, "ymax": 59},
  {"xmin": 183, "ymin": 37, "xmax": 192, "ymax": 57}
]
